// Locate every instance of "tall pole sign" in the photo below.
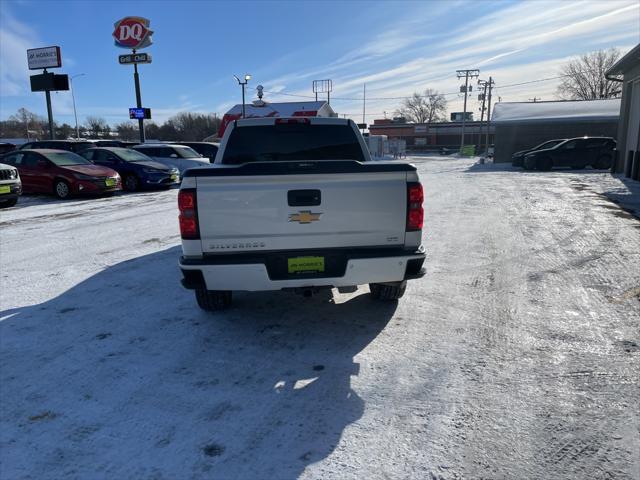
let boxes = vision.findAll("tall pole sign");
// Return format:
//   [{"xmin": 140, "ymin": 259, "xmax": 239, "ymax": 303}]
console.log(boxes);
[
  {"xmin": 27, "ymin": 46, "xmax": 68, "ymax": 140},
  {"xmin": 113, "ymin": 16, "xmax": 153, "ymax": 143}
]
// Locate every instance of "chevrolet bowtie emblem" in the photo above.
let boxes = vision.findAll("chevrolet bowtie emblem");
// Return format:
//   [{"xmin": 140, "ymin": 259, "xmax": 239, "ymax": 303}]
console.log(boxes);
[{"xmin": 289, "ymin": 211, "xmax": 322, "ymax": 224}]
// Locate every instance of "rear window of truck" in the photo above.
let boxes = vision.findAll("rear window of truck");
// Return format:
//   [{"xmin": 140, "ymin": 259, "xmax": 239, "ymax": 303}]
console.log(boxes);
[{"xmin": 221, "ymin": 124, "xmax": 365, "ymax": 164}]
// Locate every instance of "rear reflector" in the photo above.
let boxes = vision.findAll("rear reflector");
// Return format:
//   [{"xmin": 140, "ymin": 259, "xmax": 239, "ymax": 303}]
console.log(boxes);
[
  {"xmin": 406, "ymin": 182, "xmax": 424, "ymax": 231},
  {"xmin": 178, "ymin": 189, "xmax": 199, "ymax": 239},
  {"xmin": 275, "ymin": 118, "xmax": 310, "ymax": 125}
]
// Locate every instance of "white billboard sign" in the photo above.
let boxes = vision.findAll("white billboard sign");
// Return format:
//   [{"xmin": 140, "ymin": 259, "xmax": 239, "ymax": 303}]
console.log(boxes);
[{"xmin": 27, "ymin": 46, "xmax": 62, "ymax": 70}]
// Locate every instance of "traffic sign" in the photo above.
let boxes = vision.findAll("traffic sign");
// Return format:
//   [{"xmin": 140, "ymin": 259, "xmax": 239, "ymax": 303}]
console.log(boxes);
[
  {"xmin": 119, "ymin": 53, "xmax": 152, "ymax": 65},
  {"xmin": 129, "ymin": 108, "xmax": 151, "ymax": 119}
]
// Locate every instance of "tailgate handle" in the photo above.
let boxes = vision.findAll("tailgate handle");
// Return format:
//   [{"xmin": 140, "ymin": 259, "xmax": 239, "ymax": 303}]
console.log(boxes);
[{"xmin": 288, "ymin": 189, "xmax": 321, "ymax": 206}]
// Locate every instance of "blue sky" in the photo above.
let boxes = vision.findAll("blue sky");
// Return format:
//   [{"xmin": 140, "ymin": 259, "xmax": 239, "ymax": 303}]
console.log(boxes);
[{"xmin": 1, "ymin": 0, "xmax": 638, "ymax": 127}]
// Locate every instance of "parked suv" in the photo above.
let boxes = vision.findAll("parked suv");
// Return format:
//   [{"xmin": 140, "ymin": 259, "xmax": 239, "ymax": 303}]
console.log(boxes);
[
  {"xmin": 132, "ymin": 144, "xmax": 211, "ymax": 175},
  {"xmin": 511, "ymin": 139, "xmax": 566, "ymax": 167},
  {"xmin": 81, "ymin": 147, "xmax": 179, "ymax": 191},
  {"xmin": 19, "ymin": 140, "xmax": 95, "ymax": 154},
  {"xmin": 177, "ymin": 142, "xmax": 219, "ymax": 162},
  {"xmin": 523, "ymin": 137, "xmax": 616, "ymax": 171},
  {"xmin": 0, "ymin": 162, "xmax": 22, "ymax": 208}
]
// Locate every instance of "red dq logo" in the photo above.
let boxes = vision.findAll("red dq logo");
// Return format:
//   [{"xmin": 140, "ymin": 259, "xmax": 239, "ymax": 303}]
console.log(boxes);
[{"xmin": 113, "ymin": 17, "xmax": 153, "ymax": 49}]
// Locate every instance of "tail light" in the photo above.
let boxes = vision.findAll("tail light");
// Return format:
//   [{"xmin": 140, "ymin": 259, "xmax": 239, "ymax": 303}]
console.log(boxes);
[
  {"xmin": 406, "ymin": 182, "xmax": 424, "ymax": 231},
  {"xmin": 178, "ymin": 189, "xmax": 199, "ymax": 239}
]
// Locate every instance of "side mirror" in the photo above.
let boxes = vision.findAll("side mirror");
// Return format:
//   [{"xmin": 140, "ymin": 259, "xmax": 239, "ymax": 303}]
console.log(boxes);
[{"xmin": 169, "ymin": 153, "xmax": 178, "ymax": 158}]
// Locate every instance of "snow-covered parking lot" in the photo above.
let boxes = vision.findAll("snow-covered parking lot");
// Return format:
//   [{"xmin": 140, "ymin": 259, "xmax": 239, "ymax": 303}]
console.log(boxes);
[{"xmin": 1, "ymin": 156, "xmax": 638, "ymax": 479}]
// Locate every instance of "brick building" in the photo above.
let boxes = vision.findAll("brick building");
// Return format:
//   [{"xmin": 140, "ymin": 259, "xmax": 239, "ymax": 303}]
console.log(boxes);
[{"xmin": 368, "ymin": 118, "xmax": 495, "ymax": 152}]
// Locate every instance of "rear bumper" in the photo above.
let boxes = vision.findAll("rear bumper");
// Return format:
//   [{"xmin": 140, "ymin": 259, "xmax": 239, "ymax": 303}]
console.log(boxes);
[{"xmin": 180, "ymin": 247, "xmax": 426, "ymax": 292}]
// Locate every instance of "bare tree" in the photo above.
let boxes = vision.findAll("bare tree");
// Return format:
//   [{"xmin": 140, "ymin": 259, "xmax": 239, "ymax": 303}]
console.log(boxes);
[
  {"xmin": 8, "ymin": 108, "xmax": 45, "ymax": 138},
  {"xmin": 395, "ymin": 89, "xmax": 447, "ymax": 124},
  {"xmin": 84, "ymin": 116, "xmax": 109, "ymax": 138},
  {"xmin": 115, "ymin": 122, "xmax": 138, "ymax": 141},
  {"xmin": 556, "ymin": 48, "xmax": 622, "ymax": 100}
]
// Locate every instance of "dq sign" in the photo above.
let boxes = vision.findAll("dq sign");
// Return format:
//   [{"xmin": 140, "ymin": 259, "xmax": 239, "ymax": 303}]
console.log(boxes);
[{"xmin": 113, "ymin": 17, "xmax": 153, "ymax": 49}]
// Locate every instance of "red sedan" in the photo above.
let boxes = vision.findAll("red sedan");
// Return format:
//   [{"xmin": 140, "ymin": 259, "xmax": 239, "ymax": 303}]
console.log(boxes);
[{"xmin": 0, "ymin": 149, "xmax": 121, "ymax": 199}]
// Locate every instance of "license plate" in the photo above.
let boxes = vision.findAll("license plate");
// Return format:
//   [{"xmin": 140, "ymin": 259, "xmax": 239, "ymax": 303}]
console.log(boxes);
[
  {"xmin": 105, "ymin": 178, "xmax": 116, "ymax": 187},
  {"xmin": 0, "ymin": 185, "xmax": 10, "ymax": 194},
  {"xmin": 170, "ymin": 174, "xmax": 178, "ymax": 181},
  {"xmin": 288, "ymin": 256, "xmax": 325, "ymax": 274}
]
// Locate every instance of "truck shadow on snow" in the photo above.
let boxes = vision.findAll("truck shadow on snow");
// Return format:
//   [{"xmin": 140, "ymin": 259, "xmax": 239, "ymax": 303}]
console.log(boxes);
[{"xmin": 0, "ymin": 246, "xmax": 396, "ymax": 479}]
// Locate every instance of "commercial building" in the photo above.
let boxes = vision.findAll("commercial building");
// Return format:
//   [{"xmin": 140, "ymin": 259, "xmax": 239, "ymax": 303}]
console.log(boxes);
[
  {"xmin": 217, "ymin": 100, "xmax": 336, "ymax": 138},
  {"xmin": 606, "ymin": 43, "xmax": 640, "ymax": 177},
  {"xmin": 491, "ymin": 99, "xmax": 620, "ymax": 163},
  {"xmin": 368, "ymin": 118, "xmax": 495, "ymax": 152}
]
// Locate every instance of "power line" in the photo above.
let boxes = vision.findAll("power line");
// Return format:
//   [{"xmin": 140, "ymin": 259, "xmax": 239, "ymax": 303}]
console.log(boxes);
[{"xmin": 263, "ymin": 72, "xmax": 580, "ymax": 103}]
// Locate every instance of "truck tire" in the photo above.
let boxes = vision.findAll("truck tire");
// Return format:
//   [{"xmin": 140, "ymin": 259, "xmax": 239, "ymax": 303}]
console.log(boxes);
[
  {"xmin": 369, "ymin": 281, "xmax": 406, "ymax": 301},
  {"xmin": 195, "ymin": 288, "xmax": 232, "ymax": 311}
]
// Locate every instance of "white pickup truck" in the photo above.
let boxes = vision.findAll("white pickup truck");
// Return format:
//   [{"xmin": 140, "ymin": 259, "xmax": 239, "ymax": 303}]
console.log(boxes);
[{"xmin": 178, "ymin": 117, "xmax": 425, "ymax": 310}]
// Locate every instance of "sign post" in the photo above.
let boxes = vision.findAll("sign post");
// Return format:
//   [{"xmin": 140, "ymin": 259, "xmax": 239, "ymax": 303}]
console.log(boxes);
[
  {"xmin": 27, "ymin": 46, "xmax": 66, "ymax": 140},
  {"xmin": 113, "ymin": 16, "xmax": 153, "ymax": 144}
]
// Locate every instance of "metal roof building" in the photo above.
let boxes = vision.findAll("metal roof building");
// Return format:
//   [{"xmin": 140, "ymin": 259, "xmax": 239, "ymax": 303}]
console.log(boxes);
[
  {"xmin": 492, "ymin": 99, "xmax": 620, "ymax": 163},
  {"xmin": 606, "ymin": 43, "xmax": 640, "ymax": 176},
  {"xmin": 217, "ymin": 101, "xmax": 336, "ymax": 139}
]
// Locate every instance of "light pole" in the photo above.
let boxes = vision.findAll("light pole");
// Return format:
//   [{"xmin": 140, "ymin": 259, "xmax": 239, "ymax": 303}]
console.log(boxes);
[
  {"xmin": 233, "ymin": 74, "xmax": 251, "ymax": 118},
  {"xmin": 70, "ymin": 73, "xmax": 86, "ymax": 139}
]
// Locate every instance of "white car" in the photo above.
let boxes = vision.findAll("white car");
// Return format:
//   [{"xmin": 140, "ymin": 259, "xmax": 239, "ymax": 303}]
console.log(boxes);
[
  {"xmin": 132, "ymin": 144, "xmax": 211, "ymax": 175},
  {"xmin": 0, "ymin": 162, "xmax": 22, "ymax": 208},
  {"xmin": 178, "ymin": 117, "xmax": 426, "ymax": 310}
]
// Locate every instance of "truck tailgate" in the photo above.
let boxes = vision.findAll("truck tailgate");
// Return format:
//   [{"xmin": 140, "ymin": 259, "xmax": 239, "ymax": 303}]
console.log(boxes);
[{"xmin": 193, "ymin": 162, "xmax": 411, "ymax": 253}]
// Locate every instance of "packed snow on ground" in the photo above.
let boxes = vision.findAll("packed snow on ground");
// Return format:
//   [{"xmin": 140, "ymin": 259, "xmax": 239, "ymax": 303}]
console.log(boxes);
[{"xmin": 1, "ymin": 157, "xmax": 638, "ymax": 480}]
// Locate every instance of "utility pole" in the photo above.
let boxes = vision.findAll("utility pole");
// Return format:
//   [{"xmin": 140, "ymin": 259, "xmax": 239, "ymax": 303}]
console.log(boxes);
[
  {"xmin": 485, "ymin": 76, "xmax": 495, "ymax": 158},
  {"xmin": 362, "ymin": 83, "xmax": 366, "ymax": 134},
  {"xmin": 478, "ymin": 79, "xmax": 488, "ymax": 154},
  {"xmin": 70, "ymin": 73, "xmax": 85, "ymax": 139},
  {"xmin": 528, "ymin": 97, "xmax": 541, "ymax": 102},
  {"xmin": 456, "ymin": 69, "xmax": 479, "ymax": 153}
]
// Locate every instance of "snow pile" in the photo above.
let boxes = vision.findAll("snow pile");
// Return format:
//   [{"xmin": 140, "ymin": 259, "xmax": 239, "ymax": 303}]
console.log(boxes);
[{"xmin": 492, "ymin": 99, "xmax": 620, "ymax": 123}]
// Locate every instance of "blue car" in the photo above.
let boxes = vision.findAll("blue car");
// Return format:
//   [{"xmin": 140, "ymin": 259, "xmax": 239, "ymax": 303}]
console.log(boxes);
[{"xmin": 81, "ymin": 147, "xmax": 180, "ymax": 191}]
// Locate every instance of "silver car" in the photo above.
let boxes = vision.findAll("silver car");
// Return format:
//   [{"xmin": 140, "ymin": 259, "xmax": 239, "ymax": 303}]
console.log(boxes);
[{"xmin": 132, "ymin": 144, "xmax": 211, "ymax": 175}]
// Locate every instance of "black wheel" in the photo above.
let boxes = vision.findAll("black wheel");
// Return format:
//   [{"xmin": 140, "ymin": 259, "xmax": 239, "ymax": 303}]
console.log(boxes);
[
  {"xmin": 0, "ymin": 198, "xmax": 17, "ymax": 208},
  {"xmin": 123, "ymin": 174, "xmax": 139, "ymax": 192},
  {"xmin": 54, "ymin": 179, "xmax": 71, "ymax": 199},
  {"xmin": 536, "ymin": 157, "xmax": 553, "ymax": 171},
  {"xmin": 594, "ymin": 156, "xmax": 612, "ymax": 169},
  {"xmin": 369, "ymin": 281, "xmax": 407, "ymax": 301},
  {"xmin": 195, "ymin": 287, "xmax": 232, "ymax": 311},
  {"xmin": 523, "ymin": 157, "xmax": 536, "ymax": 171}
]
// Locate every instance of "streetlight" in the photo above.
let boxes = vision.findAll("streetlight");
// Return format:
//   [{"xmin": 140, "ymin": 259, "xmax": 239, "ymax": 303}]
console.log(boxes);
[
  {"xmin": 233, "ymin": 74, "xmax": 251, "ymax": 118},
  {"xmin": 70, "ymin": 73, "xmax": 86, "ymax": 139}
]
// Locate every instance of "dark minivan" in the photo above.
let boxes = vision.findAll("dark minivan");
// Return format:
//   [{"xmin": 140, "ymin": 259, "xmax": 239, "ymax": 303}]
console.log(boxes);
[{"xmin": 523, "ymin": 137, "xmax": 616, "ymax": 171}]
